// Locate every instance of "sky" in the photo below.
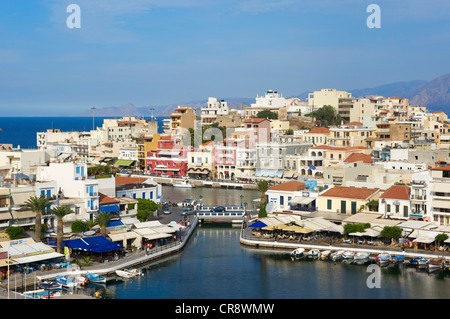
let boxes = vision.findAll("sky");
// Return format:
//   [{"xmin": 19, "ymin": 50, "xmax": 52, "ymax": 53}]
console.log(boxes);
[{"xmin": 0, "ymin": 0, "xmax": 449, "ymax": 116}]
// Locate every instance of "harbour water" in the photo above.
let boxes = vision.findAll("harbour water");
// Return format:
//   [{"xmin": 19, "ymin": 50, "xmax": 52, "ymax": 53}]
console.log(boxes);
[{"xmin": 77, "ymin": 187, "xmax": 450, "ymax": 299}]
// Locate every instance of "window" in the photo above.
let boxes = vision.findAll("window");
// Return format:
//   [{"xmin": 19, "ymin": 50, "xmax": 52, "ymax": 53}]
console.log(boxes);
[
  {"xmin": 403, "ymin": 206, "xmax": 408, "ymax": 218},
  {"xmin": 327, "ymin": 199, "xmax": 332, "ymax": 210},
  {"xmin": 387, "ymin": 204, "xmax": 391, "ymax": 212}
]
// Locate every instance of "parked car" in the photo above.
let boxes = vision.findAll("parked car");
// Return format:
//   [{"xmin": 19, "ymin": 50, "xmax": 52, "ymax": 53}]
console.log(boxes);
[
  {"xmin": 163, "ymin": 207, "xmax": 171, "ymax": 215},
  {"xmin": 181, "ymin": 209, "xmax": 195, "ymax": 216},
  {"xmin": 212, "ymin": 206, "xmax": 225, "ymax": 212}
]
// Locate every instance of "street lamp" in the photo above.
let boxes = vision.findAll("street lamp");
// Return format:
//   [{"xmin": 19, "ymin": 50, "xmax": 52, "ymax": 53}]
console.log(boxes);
[
  {"xmin": 149, "ymin": 107, "xmax": 155, "ymax": 122},
  {"xmin": 240, "ymin": 194, "xmax": 244, "ymax": 206},
  {"xmin": 91, "ymin": 106, "xmax": 96, "ymax": 131}
]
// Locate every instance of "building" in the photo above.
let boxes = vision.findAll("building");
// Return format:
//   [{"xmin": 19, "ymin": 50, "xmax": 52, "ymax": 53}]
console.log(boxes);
[
  {"xmin": 329, "ymin": 122, "xmax": 375, "ymax": 148},
  {"xmin": 265, "ymin": 180, "xmax": 317, "ymax": 212},
  {"xmin": 115, "ymin": 177, "xmax": 161, "ymax": 203},
  {"xmin": 429, "ymin": 166, "xmax": 450, "ymax": 225},
  {"xmin": 318, "ymin": 186, "xmax": 381, "ymax": 215},
  {"xmin": 379, "ymin": 185, "xmax": 411, "ymax": 219},
  {"xmin": 201, "ymin": 97, "xmax": 229, "ymax": 126},
  {"xmin": 307, "ymin": 89, "xmax": 353, "ymax": 122},
  {"xmin": 169, "ymin": 106, "xmax": 197, "ymax": 137},
  {"xmin": 187, "ymin": 141, "xmax": 215, "ymax": 179},
  {"xmin": 301, "ymin": 127, "xmax": 330, "ymax": 145},
  {"xmin": 243, "ymin": 90, "xmax": 287, "ymax": 118}
]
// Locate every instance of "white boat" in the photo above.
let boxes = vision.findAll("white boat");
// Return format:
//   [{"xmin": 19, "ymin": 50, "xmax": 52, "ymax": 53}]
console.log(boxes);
[
  {"xmin": 173, "ymin": 180, "xmax": 194, "ymax": 188},
  {"xmin": 417, "ymin": 258, "xmax": 429, "ymax": 268},
  {"xmin": 342, "ymin": 251, "xmax": 355, "ymax": 260},
  {"xmin": 86, "ymin": 272, "xmax": 107, "ymax": 284},
  {"xmin": 377, "ymin": 253, "xmax": 391, "ymax": 266},
  {"xmin": 354, "ymin": 252, "xmax": 370, "ymax": 260},
  {"xmin": 307, "ymin": 249, "xmax": 320, "ymax": 258},
  {"xmin": 331, "ymin": 250, "xmax": 345, "ymax": 261},
  {"xmin": 115, "ymin": 268, "xmax": 143, "ymax": 278},
  {"xmin": 320, "ymin": 250, "xmax": 331, "ymax": 260},
  {"xmin": 290, "ymin": 248, "xmax": 305, "ymax": 258},
  {"xmin": 428, "ymin": 258, "xmax": 444, "ymax": 271},
  {"xmin": 55, "ymin": 275, "xmax": 77, "ymax": 289}
]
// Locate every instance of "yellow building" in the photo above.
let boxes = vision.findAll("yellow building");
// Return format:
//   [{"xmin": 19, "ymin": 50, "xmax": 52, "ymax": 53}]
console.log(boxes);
[
  {"xmin": 318, "ymin": 186, "xmax": 381, "ymax": 215},
  {"xmin": 301, "ymin": 127, "xmax": 330, "ymax": 145}
]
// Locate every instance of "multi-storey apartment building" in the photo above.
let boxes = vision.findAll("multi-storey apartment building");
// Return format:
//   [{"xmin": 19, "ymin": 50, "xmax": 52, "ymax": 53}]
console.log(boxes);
[
  {"xmin": 200, "ymin": 97, "xmax": 229, "ymax": 126},
  {"xmin": 307, "ymin": 88, "xmax": 353, "ymax": 122},
  {"xmin": 329, "ymin": 122, "xmax": 375, "ymax": 148}
]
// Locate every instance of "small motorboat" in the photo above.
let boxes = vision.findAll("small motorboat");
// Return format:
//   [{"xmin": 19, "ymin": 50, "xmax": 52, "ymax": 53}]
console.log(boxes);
[
  {"xmin": 85, "ymin": 272, "xmax": 107, "ymax": 284},
  {"xmin": 173, "ymin": 180, "xmax": 194, "ymax": 188},
  {"xmin": 342, "ymin": 251, "xmax": 355, "ymax": 260},
  {"xmin": 417, "ymin": 258, "xmax": 430, "ymax": 268},
  {"xmin": 307, "ymin": 249, "xmax": 320, "ymax": 258},
  {"xmin": 354, "ymin": 252, "xmax": 370, "ymax": 260},
  {"xmin": 408, "ymin": 256, "xmax": 422, "ymax": 266},
  {"xmin": 390, "ymin": 254, "xmax": 405, "ymax": 264},
  {"xmin": 55, "ymin": 275, "xmax": 77, "ymax": 289},
  {"xmin": 290, "ymin": 248, "xmax": 305, "ymax": 258},
  {"xmin": 428, "ymin": 258, "xmax": 444, "ymax": 271},
  {"xmin": 320, "ymin": 250, "xmax": 331, "ymax": 260},
  {"xmin": 377, "ymin": 253, "xmax": 391, "ymax": 266},
  {"xmin": 38, "ymin": 281, "xmax": 62, "ymax": 291},
  {"xmin": 331, "ymin": 250, "xmax": 345, "ymax": 261},
  {"xmin": 115, "ymin": 269, "xmax": 143, "ymax": 279}
]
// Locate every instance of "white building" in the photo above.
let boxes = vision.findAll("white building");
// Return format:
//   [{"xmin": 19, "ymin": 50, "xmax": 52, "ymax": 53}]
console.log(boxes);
[{"xmin": 201, "ymin": 97, "xmax": 229, "ymax": 126}]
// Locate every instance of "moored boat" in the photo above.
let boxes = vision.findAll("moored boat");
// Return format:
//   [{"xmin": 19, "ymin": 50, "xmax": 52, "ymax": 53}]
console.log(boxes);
[
  {"xmin": 320, "ymin": 250, "xmax": 331, "ymax": 260},
  {"xmin": 55, "ymin": 275, "xmax": 77, "ymax": 289},
  {"xmin": 390, "ymin": 254, "xmax": 405, "ymax": 263},
  {"xmin": 307, "ymin": 249, "xmax": 320, "ymax": 258},
  {"xmin": 354, "ymin": 252, "xmax": 370, "ymax": 260},
  {"xmin": 173, "ymin": 180, "xmax": 194, "ymax": 188},
  {"xmin": 115, "ymin": 268, "xmax": 143, "ymax": 278},
  {"xmin": 331, "ymin": 250, "xmax": 345, "ymax": 261},
  {"xmin": 377, "ymin": 253, "xmax": 391, "ymax": 266},
  {"xmin": 86, "ymin": 272, "xmax": 107, "ymax": 284},
  {"xmin": 342, "ymin": 251, "xmax": 355, "ymax": 260},
  {"xmin": 417, "ymin": 258, "xmax": 429, "ymax": 268},
  {"xmin": 428, "ymin": 258, "xmax": 444, "ymax": 271},
  {"xmin": 38, "ymin": 281, "xmax": 62, "ymax": 291},
  {"xmin": 290, "ymin": 248, "xmax": 305, "ymax": 258}
]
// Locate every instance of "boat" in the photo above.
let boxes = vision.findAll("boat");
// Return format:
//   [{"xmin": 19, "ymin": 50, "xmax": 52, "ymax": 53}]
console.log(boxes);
[
  {"xmin": 73, "ymin": 274, "xmax": 87, "ymax": 286},
  {"xmin": 320, "ymin": 250, "xmax": 331, "ymax": 260},
  {"xmin": 417, "ymin": 258, "xmax": 430, "ymax": 268},
  {"xmin": 85, "ymin": 272, "xmax": 107, "ymax": 284},
  {"xmin": 408, "ymin": 256, "xmax": 422, "ymax": 266},
  {"xmin": 331, "ymin": 250, "xmax": 345, "ymax": 261},
  {"xmin": 428, "ymin": 258, "xmax": 444, "ymax": 270},
  {"xmin": 55, "ymin": 275, "xmax": 77, "ymax": 289},
  {"xmin": 173, "ymin": 180, "xmax": 194, "ymax": 188},
  {"xmin": 354, "ymin": 252, "xmax": 370, "ymax": 260},
  {"xmin": 390, "ymin": 254, "xmax": 405, "ymax": 263},
  {"xmin": 377, "ymin": 253, "xmax": 391, "ymax": 266},
  {"xmin": 290, "ymin": 248, "xmax": 305, "ymax": 258},
  {"xmin": 342, "ymin": 251, "xmax": 355, "ymax": 260},
  {"xmin": 38, "ymin": 281, "xmax": 62, "ymax": 291},
  {"xmin": 307, "ymin": 249, "xmax": 320, "ymax": 258},
  {"xmin": 115, "ymin": 269, "xmax": 143, "ymax": 278}
]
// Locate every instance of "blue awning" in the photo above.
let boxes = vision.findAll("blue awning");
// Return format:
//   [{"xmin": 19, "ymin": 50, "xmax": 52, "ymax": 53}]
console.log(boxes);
[
  {"xmin": 248, "ymin": 221, "xmax": 268, "ymax": 228},
  {"xmin": 62, "ymin": 236, "xmax": 124, "ymax": 253},
  {"xmin": 100, "ymin": 205, "xmax": 120, "ymax": 213}
]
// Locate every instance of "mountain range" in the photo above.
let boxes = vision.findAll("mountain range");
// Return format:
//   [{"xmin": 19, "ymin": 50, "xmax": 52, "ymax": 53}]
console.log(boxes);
[{"xmin": 78, "ymin": 73, "xmax": 450, "ymax": 117}]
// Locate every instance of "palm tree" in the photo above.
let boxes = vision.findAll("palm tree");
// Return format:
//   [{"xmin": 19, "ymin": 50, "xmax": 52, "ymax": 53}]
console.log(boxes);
[
  {"xmin": 95, "ymin": 212, "xmax": 112, "ymax": 237},
  {"xmin": 49, "ymin": 206, "xmax": 73, "ymax": 253},
  {"xmin": 257, "ymin": 180, "xmax": 269, "ymax": 218},
  {"xmin": 25, "ymin": 196, "xmax": 52, "ymax": 242}
]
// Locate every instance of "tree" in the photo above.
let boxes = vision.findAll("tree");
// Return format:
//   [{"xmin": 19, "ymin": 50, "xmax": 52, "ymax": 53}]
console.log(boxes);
[
  {"xmin": 305, "ymin": 105, "xmax": 343, "ymax": 126},
  {"xmin": 343, "ymin": 223, "xmax": 370, "ymax": 235},
  {"xmin": 285, "ymin": 129, "xmax": 294, "ymax": 135},
  {"xmin": 380, "ymin": 226, "xmax": 402, "ymax": 244},
  {"xmin": 95, "ymin": 212, "xmax": 113, "ymax": 237},
  {"xmin": 71, "ymin": 220, "xmax": 90, "ymax": 233},
  {"xmin": 49, "ymin": 206, "xmax": 73, "ymax": 253},
  {"xmin": 136, "ymin": 198, "xmax": 158, "ymax": 222},
  {"xmin": 435, "ymin": 233, "xmax": 449, "ymax": 246},
  {"xmin": 6, "ymin": 226, "xmax": 25, "ymax": 240},
  {"xmin": 256, "ymin": 110, "xmax": 278, "ymax": 120},
  {"xmin": 25, "ymin": 196, "xmax": 52, "ymax": 242},
  {"xmin": 257, "ymin": 180, "xmax": 269, "ymax": 218}
]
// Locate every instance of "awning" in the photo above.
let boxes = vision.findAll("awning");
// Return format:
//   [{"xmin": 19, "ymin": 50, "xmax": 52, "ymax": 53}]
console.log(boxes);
[
  {"xmin": 108, "ymin": 231, "xmax": 138, "ymax": 242},
  {"xmin": 248, "ymin": 221, "xmax": 267, "ymax": 228},
  {"xmin": 11, "ymin": 210, "xmax": 36, "ymax": 219},
  {"xmin": 255, "ymin": 169, "xmax": 284, "ymax": 178},
  {"xmin": 114, "ymin": 159, "xmax": 135, "ymax": 167},
  {"xmin": 432, "ymin": 183, "xmax": 449, "ymax": 193},
  {"xmin": 0, "ymin": 212, "xmax": 12, "ymax": 221},
  {"xmin": 11, "ymin": 191, "xmax": 35, "ymax": 205},
  {"xmin": 289, "ymin": 197, "xmax": 315, "ymax": 205},
  {"xmin": 62, "ymin": 236, "xmax": 124, "ymax": 252},
  {"xmin": 100, "ymin": 205, "xmax": 120, "ymax": 213},
  {"xmin": 142, "ymin": 233, "xmax": 172, "ymax": 240},
  {"xmin": 12, "ymin": 252, "xmax": 64, "ymax": 265},
  {"xmin": 433, "ymin": 200, "xmax": 450, "ymax": 209}
]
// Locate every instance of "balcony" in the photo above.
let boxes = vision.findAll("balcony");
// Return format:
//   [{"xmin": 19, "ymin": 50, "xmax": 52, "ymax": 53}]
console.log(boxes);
[
  {"xmin": 411, "ymin": 194, "xmax": 427, "ymax": 201},
  {"xmin": 411, "ymin": 180, "xmax": 426, "ymax": 187}
]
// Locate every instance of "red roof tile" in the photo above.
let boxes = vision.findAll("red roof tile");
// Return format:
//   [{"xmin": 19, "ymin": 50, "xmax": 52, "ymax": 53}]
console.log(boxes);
[
  {"xmin": 306, "ymin": 127, "xmax": 330, "ymax": 134},
  {"xmin": 115, "ymin": 176, "xmax": 149, "ymax": 186},
  {"xmin": 268, "ymin": 181, "xmax": 306, "ymax": 192},
  {"xmin": 99, "ymin": 192, "xmax": 120, "ymax": 205},
  {"xmin": 380, "ymin": 185, "xmax": 410, "ymax": 200},
  {"xmin": 344, "ymin": 153, "xmax": 373, "ymax": 164}
]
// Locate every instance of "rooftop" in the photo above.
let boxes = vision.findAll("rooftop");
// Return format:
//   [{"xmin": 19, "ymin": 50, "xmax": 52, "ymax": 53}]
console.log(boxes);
[
  {"xmin": 268, "ymin": 181, "xmax": 306, "ymax": 192},
  {"xmin": 306, "ymin": 127, "xmax": 330, "ymax": 134},
  {"xmin": 344, "ymin": 153, "xmax": 373, "ymax": 164},
  {"xmin": 380, "ymin": 185, "xmax": 410, "ymax": 200}
]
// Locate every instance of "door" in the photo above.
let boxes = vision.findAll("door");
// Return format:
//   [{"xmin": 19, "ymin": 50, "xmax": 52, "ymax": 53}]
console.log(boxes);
[
  {"xmin": 351, "ymin": 201, "xmax": 357, "ymax": 215},
  {"xmin": 341, "ymin": 201, "xmax": 346, "ymax": 214}
]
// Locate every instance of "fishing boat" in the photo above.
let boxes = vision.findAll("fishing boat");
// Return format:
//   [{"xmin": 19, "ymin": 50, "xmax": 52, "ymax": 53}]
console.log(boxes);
[
  {"xmin": 55, "ymin": 275, "xmax": 77, "ymax": 289},
  {"xmin": 85, "ymin": 272, "xmax": 107, "ymax": 284},
  {"xmin": 38, "ymin": 281, "xmax": 62, "ymax": 291},
  {"xmin": 307, "ymin": 249, "xmax": 320, "ymax": 258},
  {"xmin": 115, "ymin": 268, "xmax": 143, "ymax": 278},
  {"xmin": 320, "ymin": 250, "xmax": 331, "ymax": 260},
  {"xmin": 428, "ymin": 258, "xmax": 444, "ymax": 271},
  {"xmin": 290, "ymin": 248, "xmax": 305, "ymax": 258},
  {"xmin": 342, "ymin": 251, "xmax": 355, "ymax": 260},
  {"xmin": 417, "ymin": 258, "xmax": 430, "ymax": 268},
  {"xmin": 354, "ymin": 252, "xmax": 370, "ymax": 260},
  {"xmin": 331, "ymin": 250, "xmax": 345, "ymax": 261},
  {"xmin": 390, "ymin": 254, "xmax": 405, "ymax": 264},
  {"xmin": 377, "ymin": 253, "xmax": 391, "ymax": 266},
  {"xmin": 173, "ymin": 179, "xmax": 194, "ymax": 188},
  {"xmin": 408, "ymin": 256, "xmax": 422, "ymax": 266}
]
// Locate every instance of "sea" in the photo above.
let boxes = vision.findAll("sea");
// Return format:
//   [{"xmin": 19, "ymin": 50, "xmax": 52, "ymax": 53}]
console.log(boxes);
[{"xmin": 2, "ymin": 117, "xmax": 450, "ymax": 303}]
